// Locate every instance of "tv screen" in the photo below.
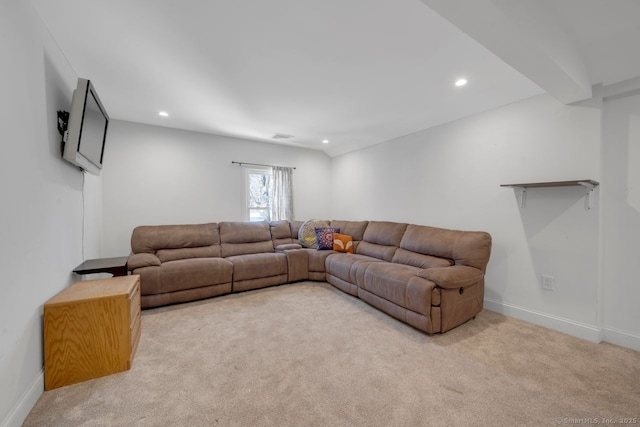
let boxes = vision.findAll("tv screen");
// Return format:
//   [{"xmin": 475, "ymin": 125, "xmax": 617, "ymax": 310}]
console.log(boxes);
[{"xmin": 62, "ymin": 78, "xmax": 109, "ymax": 175}]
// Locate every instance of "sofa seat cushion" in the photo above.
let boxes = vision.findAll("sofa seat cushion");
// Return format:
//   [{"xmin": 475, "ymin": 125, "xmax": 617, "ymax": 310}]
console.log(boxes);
[
  {"xmin": 361, "ymin": 263, "xmax": 434, "ymax": 316},
  {"xmin": 325, "ymin": 253, "xmax": 384, "ymax": 285},
  {"xmin": 274, "ymin": 243, "xmax": 303, "ymax": 251},
  {"xmin": 226, "ymin": 252, "xmax": 287, "ymax": 281},
  {"xmin": 157, "ymin": 245, "xmax": 222, "ymax": 263},
  {"xmin": 156, "ymin": 258, "xmax": 233, "ymax": 295}
]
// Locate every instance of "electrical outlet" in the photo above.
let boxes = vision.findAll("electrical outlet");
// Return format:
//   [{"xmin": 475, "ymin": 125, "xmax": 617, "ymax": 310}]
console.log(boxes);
[{"xmin": 541, "ymin": 275, "xmax": 554, "ymax": 290}]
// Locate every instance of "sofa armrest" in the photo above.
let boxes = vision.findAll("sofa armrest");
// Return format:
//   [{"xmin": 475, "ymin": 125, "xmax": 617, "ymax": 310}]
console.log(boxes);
[
  {"xmin": 416, "ymin": 265, "xmax": 484, "ymax": 289},
  {"xmin": 128, "ymin": 253, "xmax": 161, "ymax": 270},
  {"xmin": 275, "ymin": 243, "xmax": 303, "ymax": 252}
]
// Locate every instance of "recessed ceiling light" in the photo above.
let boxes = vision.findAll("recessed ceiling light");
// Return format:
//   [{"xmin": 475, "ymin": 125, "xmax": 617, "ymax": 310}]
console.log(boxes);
[
  {"xmin": 322, "ymin": 139, "xmax": 329, "ymax": 144},
  {"xmin": 158, "ymin": 111, "xmax": 169, "ymax": 117},
  {"xmin": 454, "ymin": 78, "xmax": 468, "ymax": 87}
]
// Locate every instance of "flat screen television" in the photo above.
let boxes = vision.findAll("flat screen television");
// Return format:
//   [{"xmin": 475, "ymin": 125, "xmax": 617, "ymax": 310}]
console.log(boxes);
[{"xmin": 61, "ymin": 78, "xmax": 109, "ymax": 175}]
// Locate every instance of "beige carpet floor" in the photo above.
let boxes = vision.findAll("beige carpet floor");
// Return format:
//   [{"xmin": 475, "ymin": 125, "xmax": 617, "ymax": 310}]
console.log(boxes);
[{"xmin": 25, "ymin": 281, "xmax": 640, "ymax": 426}]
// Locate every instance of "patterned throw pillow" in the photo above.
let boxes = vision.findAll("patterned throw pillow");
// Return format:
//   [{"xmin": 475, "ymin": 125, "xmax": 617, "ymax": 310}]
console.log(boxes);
[
  {"xmin": 298, "ymin": 219, "xmax": 330, "ymax": 249},
  {"xmin": 315, "ymin": 227, "xmax": 340, "ymax": 250},
  {"xmin": 333, "ymin": 233, "xmax": 354, "ymax": 253}
]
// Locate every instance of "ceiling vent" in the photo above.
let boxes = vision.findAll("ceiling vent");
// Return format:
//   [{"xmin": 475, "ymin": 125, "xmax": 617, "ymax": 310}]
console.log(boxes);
[{"xmin": 272, "ymin": 133, "xmax": 295, "ymax": 140}]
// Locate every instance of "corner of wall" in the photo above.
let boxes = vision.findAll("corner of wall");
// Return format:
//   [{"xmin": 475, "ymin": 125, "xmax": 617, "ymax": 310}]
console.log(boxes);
[{"xmin": 0, "ymin": 370, "xmax": 43, "ymax": 427}]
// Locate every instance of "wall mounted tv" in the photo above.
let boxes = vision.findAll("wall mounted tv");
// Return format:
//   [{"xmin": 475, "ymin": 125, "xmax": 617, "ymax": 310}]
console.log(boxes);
[{"xmin": 61, "ymin": 78, "xmax": 109, "ymax": 175}]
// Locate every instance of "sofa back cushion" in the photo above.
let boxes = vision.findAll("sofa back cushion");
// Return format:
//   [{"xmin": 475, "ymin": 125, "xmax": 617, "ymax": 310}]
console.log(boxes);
[
  {"xmin": 356, "ymin": 221, "xmax": 407, "ymax": 261},
  {"xmin": 219, "ymin": 221, "xmax": 274, "ymax": 257},
  {"xmin": 392, "ymin": 248, "xmax": 453, "ymax": 269},
  {"xmin": 131, "ymin": 223, "xmax": 221, "ymax": 256},
  {"xmin": 398, "ymin": 224, "xmax": 492, "ymax": 271},
  {"xmin": 330, "ymin": 220, "xmax": 369, "ymax": 241},
  {"xmin": 291, "ymin": 221, "xmax": 303, "ymax": 239},
  {"xmin": 270, "ymin": 220, "xmax": 296, "ymax": 248}
]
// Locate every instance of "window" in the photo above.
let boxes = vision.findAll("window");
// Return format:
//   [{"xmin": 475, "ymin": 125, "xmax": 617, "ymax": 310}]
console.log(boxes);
[
  {"xmin": 243, "ymin": 165, "xmax": 294, "ymax": 222},
  {"xmin": 245, "ymin": 167, "xmax": 273, "ymax": 222}
]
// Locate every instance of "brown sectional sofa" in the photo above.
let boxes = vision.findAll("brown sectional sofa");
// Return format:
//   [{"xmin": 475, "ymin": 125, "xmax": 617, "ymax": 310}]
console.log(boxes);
[{"xmin": 127, "ymin": 220, "xmax": 491, "ymax": 334}]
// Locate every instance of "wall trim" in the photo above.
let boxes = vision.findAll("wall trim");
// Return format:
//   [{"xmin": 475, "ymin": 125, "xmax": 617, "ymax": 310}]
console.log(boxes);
[
  {"xmin": 484, "ymin": 298, "xmax": 602, "ymax": 343},
  {"xmin": 1, "ymin": 369, "xmax": 43, "ymax": 427},
  {"xmin": 602, "ymin": 327, "xmax": 640, "ymax": 352}
]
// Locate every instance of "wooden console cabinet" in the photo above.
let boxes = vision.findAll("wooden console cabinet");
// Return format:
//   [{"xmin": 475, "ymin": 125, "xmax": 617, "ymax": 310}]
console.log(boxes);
[{"xmin": 44, "ymin": 275, "xmax": 141, "ymax": 390}]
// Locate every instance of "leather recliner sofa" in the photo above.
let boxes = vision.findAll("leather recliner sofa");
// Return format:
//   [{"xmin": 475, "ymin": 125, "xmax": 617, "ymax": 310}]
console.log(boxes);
[{"xmin": 127, "ymin": 220, "xmax": 491, "ymax": 333}]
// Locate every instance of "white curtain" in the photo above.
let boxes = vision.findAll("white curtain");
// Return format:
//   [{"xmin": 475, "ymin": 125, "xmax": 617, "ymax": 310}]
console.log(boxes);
[{"xmin": 271, "ymin": 166, "xmax": 294, "ymax": 221}]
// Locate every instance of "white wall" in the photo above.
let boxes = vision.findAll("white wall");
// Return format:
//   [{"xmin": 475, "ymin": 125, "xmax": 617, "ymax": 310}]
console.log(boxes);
[
  {"xmin": 2, "ymin": 6, "xmax": 637, "ymax": 424},
  {"xmin": 101, "ymin": 121, "xmax": 332, "ymax": 256},
  {"xmin": 331, "ymin": 93, "xmax": 605, "ymax": 341},
  {"xmin": 601, "ymin": 91, "xmax": 640, "ymax": 349},
  {"xmin": 82, "ymin": 173, "xmax": 104, "ymax": 260},
  {"xmin": 0, "ymin": 1, "xmax": 102, "ymax": 426}
]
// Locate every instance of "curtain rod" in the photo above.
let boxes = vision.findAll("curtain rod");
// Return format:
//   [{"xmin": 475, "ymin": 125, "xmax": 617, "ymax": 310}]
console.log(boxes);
[{"xmin": 231, "ymin": 161, "xmax": 296, "ymax": 170}]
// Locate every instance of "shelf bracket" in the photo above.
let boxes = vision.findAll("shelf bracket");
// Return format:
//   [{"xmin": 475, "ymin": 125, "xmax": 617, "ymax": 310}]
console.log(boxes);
[
  {"xmin": 578, "ymin": 181, "xmax": 596, "ymax": 210},
  {"xmin": 518, "ymin": 187, "xmax": 526, "ymax": 208},
  {"xmin": 505, "ymin": 186, "xmax": 526, "ymax": 208}
]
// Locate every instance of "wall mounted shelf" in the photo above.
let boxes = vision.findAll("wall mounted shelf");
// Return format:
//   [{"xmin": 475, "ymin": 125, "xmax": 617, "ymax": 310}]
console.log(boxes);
[{"xmin": 501, "ymin": 180, "xmax": 599, "ymax": 210}]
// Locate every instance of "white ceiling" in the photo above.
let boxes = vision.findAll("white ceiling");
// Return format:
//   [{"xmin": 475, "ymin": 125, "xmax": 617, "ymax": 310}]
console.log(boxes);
[{"xmin": 29, "ymin": 0, "xmax": 640, "ymax": 157}]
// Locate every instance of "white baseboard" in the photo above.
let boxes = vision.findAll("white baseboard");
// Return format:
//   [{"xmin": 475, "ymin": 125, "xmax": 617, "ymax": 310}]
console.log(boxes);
[
  {"xmin": 602, "ymin": 327, "xmax": 640, "ymax": 352},
  {"xmin": 483, "ymin": 298, "xmax": 603, "ymax": 343},
  {"xmin": 484, "ymin": 299, "xmax": 640, "ymax": 351},
  {"xmin": 1, "ymin": 369, "xmax": 43, "ymax": 427}
]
